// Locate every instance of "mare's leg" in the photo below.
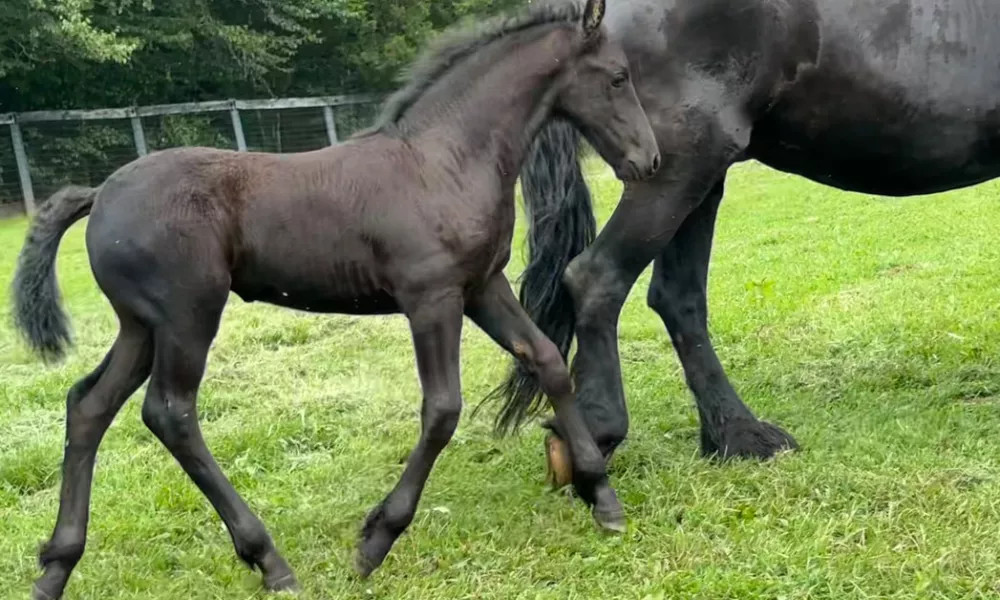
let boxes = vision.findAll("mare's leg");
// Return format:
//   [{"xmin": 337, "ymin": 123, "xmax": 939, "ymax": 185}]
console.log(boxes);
[
  {"xmin": 356, "ymin": 293, "xmax": 464, "ymax": 577},
  {"xmin": 467, "ymin": 273, "xmax": 624, "ymax": 529},
  {"xmin": 140, "ymin": 284, "xmax": 296, "ymax": 592},
  {"xmin": 550, "ymin": 103, "xmax": 752, "ymax": 478},
  {"xmin": 646, "ymin": 182, "xmax": 798, "ymax": 458},
  {"xmin": 33, "ymin": 317, "xmax": 154, "ymax": 600}
]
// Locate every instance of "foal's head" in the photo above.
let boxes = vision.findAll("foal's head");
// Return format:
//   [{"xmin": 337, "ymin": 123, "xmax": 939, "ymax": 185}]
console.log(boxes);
[{"xmin": 552, "ymin": 0, "xmax": 660, "ymax": 181}]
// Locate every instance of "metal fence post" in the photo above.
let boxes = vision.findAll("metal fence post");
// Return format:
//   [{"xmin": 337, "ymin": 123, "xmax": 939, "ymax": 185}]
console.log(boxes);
[
  {"xmin": 9, "ymin": 120, "xmax": 36, "ymax": 215},
  {"xmin": 323, "ymin": 105, "xmax": 339, "ymax": 145},
  {"xmin": 130, "ymin": 109, "xmax": 148, "ymax": 157},
  {"xmin": 229, "ymin": 101, "xmax": 247, "ymax": 151}
]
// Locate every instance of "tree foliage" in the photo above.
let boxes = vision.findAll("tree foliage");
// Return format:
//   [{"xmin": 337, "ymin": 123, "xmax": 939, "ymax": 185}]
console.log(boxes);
[{"xmin": 0, "ymin": 0, "xmax": 524, "ymax": 112}]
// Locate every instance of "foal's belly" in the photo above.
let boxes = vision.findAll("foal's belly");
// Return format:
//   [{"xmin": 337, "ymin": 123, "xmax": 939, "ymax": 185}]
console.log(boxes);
[{"xmin": 230, "ymin": 259, "xmax": 400, "ymax": 315}]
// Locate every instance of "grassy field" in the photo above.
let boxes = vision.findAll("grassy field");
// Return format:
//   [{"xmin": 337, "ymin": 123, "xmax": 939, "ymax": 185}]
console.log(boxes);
[{"xmin": 2, "ymin": 158, "xmax": 1000, "ymax": 599}]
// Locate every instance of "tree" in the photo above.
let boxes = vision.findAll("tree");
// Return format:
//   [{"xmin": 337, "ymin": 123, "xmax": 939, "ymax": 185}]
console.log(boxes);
[{"xmin": 1, "ymin": 0, "xmax": 527, "ymax": 111}]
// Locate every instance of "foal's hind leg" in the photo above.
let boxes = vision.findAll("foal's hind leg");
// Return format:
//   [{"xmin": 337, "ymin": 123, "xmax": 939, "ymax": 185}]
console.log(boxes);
[
  {"xmin": 356, "ymin": 293, "xmax": 464, "ymax": 577},
  {"xmin": 140, "ymin": 291, "xmax": 296, "ymax": 592},
  {"xmin": 467, "ymin": 274, "xmax": 625, "ymax": 531},
  {"xmin": 33, "ymin": 317, "xmax": 153, "ymax": 600}
]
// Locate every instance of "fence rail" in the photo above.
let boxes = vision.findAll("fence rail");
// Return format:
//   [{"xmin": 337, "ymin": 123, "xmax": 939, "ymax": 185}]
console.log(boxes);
[{"xmin": 0, "ymin": 94, "xmax": 383, "ymax": 216}]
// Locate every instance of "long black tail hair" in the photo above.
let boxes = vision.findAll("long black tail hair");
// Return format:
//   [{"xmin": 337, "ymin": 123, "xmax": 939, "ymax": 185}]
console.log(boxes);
[
  {"xmin": 486, "ymin": 119, "xmax": 597, "ymax": 435},
  {"xmin": 11, "ymin": 185, "xmax": 99, "ymax": 363}
]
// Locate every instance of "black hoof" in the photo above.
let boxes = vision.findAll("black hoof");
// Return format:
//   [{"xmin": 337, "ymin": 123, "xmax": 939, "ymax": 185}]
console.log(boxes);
[
  {"xmin": 264, "ymin": 571, "xmax": 300, "ymax": 594},
  {"xmin": 31, "ymin": 584, "xmax": 58, "ymax": 600},
  {"xmin": 354, "ymin": 503, "xmax": 401, "ymax": 578},
  {"xmin": 353, "ymin": 549, "xmax": 379, "ymax": 579},
  {"xmin": 703, "ymin": 418, "xmax": 798, "ymax": 460},
  {"xmin": 257, "ymin": 548, "xmax": 298, "ymax": 593},
  {"xmin": 588, "ymin": 482, "xmax": 626, "ymax": 533},
  {"xmin": 592, "ymin": 505, "xmax": 627, "ymax": 533},
  {"xmin": 354, "ymin": 531, "xmax": 394, "ymax": 579},
  {"xmin": 31, "ymin": 571, "xmax": 67, "ymax": 600}
]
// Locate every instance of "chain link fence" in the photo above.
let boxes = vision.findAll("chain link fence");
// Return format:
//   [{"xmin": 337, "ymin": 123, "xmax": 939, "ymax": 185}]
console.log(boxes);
[{"xmin": 0, "ymin": 95, "xmax": 382, "ymax": 215}]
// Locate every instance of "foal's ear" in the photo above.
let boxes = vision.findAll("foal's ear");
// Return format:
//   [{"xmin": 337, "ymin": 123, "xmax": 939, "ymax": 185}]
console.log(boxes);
[{"xmin": 582, "ymin": 0, "xmax": 606, "ymax": 36}]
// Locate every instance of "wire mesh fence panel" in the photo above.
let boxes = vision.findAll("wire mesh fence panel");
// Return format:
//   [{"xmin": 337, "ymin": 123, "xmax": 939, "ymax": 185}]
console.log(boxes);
[
  {"xmin": 0, "ymin": 95, "xmax": 381, "ymax": 215},
  {"xmin": 333, "ymin": 101, "xmax": 381, "ymax": 139},
  {"xmin": 21, "ymin": 119, "xmax": 138, "ymax": 200},
  {"xmin": 142, "ymin": 112, "xmax": 237, "ymax": 153},
  {"xmin": 0, "ymin": 124, "xmax": 22, "ymax": 207},
  {"xmin": 242, "ymin": 107, "xmax": 329, "ymax": 153}
]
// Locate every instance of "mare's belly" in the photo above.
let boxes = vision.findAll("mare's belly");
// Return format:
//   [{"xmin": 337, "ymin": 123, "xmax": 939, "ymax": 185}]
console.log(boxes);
[{"xmin": 748, "ymin": 0, "xmax": 1000, "ymax": 196}]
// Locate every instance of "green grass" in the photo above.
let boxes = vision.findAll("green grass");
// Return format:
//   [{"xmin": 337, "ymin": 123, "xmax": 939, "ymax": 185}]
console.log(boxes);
[{"xmin": 3, "ymin": 159, "xmax": 1000, "ymax": 599}]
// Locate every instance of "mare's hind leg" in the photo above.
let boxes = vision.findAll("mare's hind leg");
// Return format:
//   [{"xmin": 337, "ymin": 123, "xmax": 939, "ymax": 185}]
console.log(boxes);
[
  {"xmin": 646, "ymin": 181, "xmax": 797, "ymax": 459},
  {"xmin": 33, "ymin": 317, "xmax": 154, "ymax": 600},
  {"xmin": 356, "ymin": 293, "xmax": 464, "ymax": 577},
  {"xmin": 467, "ymin": 274, "xmax": 624, "ymax": 531},
  {"xmin": 140, "ymin": 288, "xmax": 296, "ymax": 592}
]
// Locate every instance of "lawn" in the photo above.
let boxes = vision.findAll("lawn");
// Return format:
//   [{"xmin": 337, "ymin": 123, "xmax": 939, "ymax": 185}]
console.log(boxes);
[{"xmin": 2, "ymin": 158, "xmax": 1000, "ymax": 599}]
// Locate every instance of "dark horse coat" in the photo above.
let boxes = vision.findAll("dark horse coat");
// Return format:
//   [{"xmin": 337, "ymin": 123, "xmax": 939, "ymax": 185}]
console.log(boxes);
[{"xmin": 494, "ymin": 0, "xmax": 1000, "ymax": 479}]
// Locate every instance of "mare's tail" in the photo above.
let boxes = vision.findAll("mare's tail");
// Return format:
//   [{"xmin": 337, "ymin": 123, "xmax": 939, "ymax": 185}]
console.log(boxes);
[
  {"xmin": 11, "ymin": 185, "xmax": 99, "ymax": 363},
  {"xmin": 485, "ymin": 119, "xmax": 597, "ymax": 435}
]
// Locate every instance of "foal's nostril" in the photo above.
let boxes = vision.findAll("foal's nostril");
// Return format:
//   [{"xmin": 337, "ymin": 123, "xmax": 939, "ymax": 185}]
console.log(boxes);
[{"xmin": 651, "ymin": 154, "xmax": 661, "ymax": 173}]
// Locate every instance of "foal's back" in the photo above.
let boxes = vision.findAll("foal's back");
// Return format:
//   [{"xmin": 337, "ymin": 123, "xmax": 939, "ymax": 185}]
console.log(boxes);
[{"xmin": 86, "ymin": 136, "xmax": 507, "ymax": 318}]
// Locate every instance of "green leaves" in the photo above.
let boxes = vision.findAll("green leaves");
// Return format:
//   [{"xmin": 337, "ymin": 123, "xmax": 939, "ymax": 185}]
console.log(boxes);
[{"xmin": 1, "ymin": 0, "xmax": 527, "ymax": 112}]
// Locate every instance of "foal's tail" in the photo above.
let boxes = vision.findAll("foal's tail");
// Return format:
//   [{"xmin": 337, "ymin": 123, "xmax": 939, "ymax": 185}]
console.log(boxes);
[
  {"xmin": 11, "ymin": 185, "xmax": 99, "ymax": 363},
  {"xmin": 486, "ymin": 119, "xmax": 597, "ymax": 436}
]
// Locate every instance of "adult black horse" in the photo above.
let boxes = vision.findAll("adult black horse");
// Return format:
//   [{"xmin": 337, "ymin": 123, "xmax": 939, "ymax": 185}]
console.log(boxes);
[{"xmin": 492, "ymin": 0, "xmax": 1000, "ymax": 484}]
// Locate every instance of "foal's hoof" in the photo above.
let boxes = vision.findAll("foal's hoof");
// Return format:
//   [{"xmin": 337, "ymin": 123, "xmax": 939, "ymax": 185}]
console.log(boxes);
[
  {"xmin": 259, "ymin": 549, "xmax": 299, "ymax": 593},
  {"xmin": 354, "ymin": 534, "xmax": 393, "ymax": 580},
  {"xmin": 264, "ymin": 571, "xmax": 300, "ymax": 594},
  {"xmin": 32, "ymin": 566, "xmax": 69, "ymax": 600},
  {"xmin": 545, "ymin": 432, "xmax": 572, "ymax": 489},
  {"xmin": 31, "ymin": 583, "xmax": 58, "ymax": 600},
  {"xmin": 354, "ymin": 550, "xmax": 379, "ymax": 579},
  {"xmin": 354, "ymin": 505, "xmax": 397, "ymax": 579}
]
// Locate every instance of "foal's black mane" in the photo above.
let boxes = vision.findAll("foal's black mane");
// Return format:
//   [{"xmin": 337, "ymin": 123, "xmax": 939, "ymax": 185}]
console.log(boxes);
[{"xmin": 357, "ymin": 0, "xmax": 585, "ymax": 138}]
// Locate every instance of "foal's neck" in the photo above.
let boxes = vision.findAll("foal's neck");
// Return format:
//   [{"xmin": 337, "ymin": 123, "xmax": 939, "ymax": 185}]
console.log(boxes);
[{"xmin": 408, "ymin": 26, "xmax": 578, "ymax": 183}]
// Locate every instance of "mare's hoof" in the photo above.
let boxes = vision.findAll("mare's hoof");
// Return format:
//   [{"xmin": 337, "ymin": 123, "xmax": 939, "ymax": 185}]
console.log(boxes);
[
  {"xmin": 545, "ymin": 432, "xmax": 572, "ymax": 489},
  {"xmin": 706, "ymin": 418, "xmax": 799, "ymax": 461}
]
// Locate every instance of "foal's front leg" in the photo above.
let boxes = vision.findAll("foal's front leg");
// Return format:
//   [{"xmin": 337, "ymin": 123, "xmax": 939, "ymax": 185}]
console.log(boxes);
[
  {"xmin": 467, "ymin": 274, "xmax": 625, "ymax": 531},
  {"xmin": 356, "ymin": 293, "xmax": 464, "ymax": 577}
]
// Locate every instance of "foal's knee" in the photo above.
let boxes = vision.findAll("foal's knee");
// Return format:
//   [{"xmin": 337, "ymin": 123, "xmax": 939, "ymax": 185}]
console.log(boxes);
[
  {"xmin": 422, "ymin": 393, "xmax": 462, "ymax": 448},
  {"xmin": 530, "ymin": 339, "xmax": 573, "ymax": 399}
]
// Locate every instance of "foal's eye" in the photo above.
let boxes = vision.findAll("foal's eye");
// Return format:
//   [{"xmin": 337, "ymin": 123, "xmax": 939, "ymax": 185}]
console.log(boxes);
[{"xmin": 611, "ymin": 73, "xmax": 628, "ymax": 88}]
